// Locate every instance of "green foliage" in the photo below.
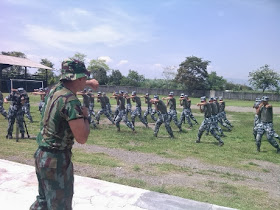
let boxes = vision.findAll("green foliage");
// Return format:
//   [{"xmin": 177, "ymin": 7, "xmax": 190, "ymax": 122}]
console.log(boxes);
[
  {"xmin": 69, "ymin": 52, "xmax": 87, "ymax": 62},
  {"xmin": 108, "ymin": 69, "xmax": 123, "ymax": 85},
  {"xmin": 175, "ymin": 56, "xmax": 210, "ymax": 91},
  {"xmin": 121, "ymin": 70, "xmax": 145, "ymax": 86},
  {"xmin": 207, "ymin": 71, "xmax": 226, "ymax": 90},
  {"xmin": 88, "ymin": 59, "xmax": 109, "ymax": 85},
  {"xmin": 37, "ymin": 58, "xmax": 59, "ymax": 86},
  {"xmin": 248, "ymin": 64, "xmax": 280, "ymax": 92},
  {"xmin": 225, "ymin": 82, "xmax": 253, "ymax": 91}
]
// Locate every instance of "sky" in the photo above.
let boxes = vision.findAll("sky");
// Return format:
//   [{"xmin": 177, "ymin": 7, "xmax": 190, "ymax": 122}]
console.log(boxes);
[{"xmin": 1, "ymin": 0, "xmax": 280, "ymax": 84}]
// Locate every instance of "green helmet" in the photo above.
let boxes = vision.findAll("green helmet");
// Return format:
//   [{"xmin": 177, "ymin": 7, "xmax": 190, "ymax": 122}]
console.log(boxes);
[{"xmin": 60, "ymin": 59, "xmax": 90, "ymax": 81}]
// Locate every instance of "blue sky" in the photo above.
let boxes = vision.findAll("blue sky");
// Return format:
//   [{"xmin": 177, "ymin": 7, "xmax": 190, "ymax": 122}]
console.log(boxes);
[{"xmin": 1, "ymin": 0, "xmax": 279, "ymax": 83}]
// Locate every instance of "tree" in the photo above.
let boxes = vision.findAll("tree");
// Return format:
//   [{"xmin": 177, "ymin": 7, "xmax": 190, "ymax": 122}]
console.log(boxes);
[
  {"xmin": 248, "ymin": 64, "xmax": 280, "ymax": 92},
  {"xmin": 207, "ymin": 71, "xmax": 226, "ymax": 90},
  {"xmin": 69, "ymin": 52, "xmax": 87, "ymax": 62},
  {"xmin": 108, "ymin": 69, "xmax": 123, "ymax": 85},
  {"xmin": 88, "ymin": 59, "xmax": 110, "ymax": 85},
  {"xmin": 121, "ymin": 70, "xmax": 145, "ymax": 87},
  {"xmin": 38, "ymin": 59, "xmax": 59, "ymax": 85},
  {"xmin": 1, "ymin": 51, "xmax": 27, "ymax": 75},
  {"xmin": 175, "ymin": 56, "xmax": 210, "ymax": 91}
]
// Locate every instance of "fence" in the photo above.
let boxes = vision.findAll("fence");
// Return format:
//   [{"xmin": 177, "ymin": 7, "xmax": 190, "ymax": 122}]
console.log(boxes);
[{"xmin": 97, "ymin": 85, "xmax": 280, "ymax": 101}]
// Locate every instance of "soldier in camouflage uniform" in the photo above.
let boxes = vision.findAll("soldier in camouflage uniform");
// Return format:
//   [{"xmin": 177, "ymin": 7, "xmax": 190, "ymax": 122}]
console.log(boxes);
[
  {"xmin": 142, "ymin": 93, "xmax": 157, "ymax": 123},
  {"xmin": 115, "ymin": 91, "xmax": 135, "ymax": 132},
  {"xmin": 218, "ymin": 97, "xmax": 233, "ymax": 129},
  {"xmin": 253, "ymin": 98, "xmax": 262, "ymax": 140},
  {"xmin": 124, "ymin": 92, "xmax": 132, "ymax": 117},
  {"xmin": 32, "ymin": 88, "xmax": 47, "ymax": 114},
  {"xmin": 96, "ymin": 92, "xmax": 114, "ymax": 124},
  {"xmin": 163, "ymin": 92, "xmax": 182, "ymax": 132},
  {"xmin": 214, "ymin": 97, "xmax": 231, "ymax": 132},
  {"xmin": 4, "ymin": 88, "xmax": 26, "ymax": 139},
  {"xmin": 77, "ymin": 89, "xmax": 97, "ymax": 128},
  {"xmin": 255, "ymin": 96, "xmax": 280, "ymax": 153},
  {"xmin": 30, "ymin": 58, "xmax": 99, "ymax": 209},
  {"xmin": 208, "ymin": 97, "xmax": 225, "ymax": 137},
  {"xmin": 179, "ymin": 94, "xmax": 198, "ymax": 128},
  {"xmin": 130, "ymin": 91, "xmax": 148, "ymax": 127},
  {"xmin": 17, "ymin": 88, "xmax": 33, "ymax": 123},
  {"xmin": 151, "ymin": 95, "xmax": 174, "ymax": 138},
  {"xmin": 196, "ymin": 96, "xmax": 224, "ymax": 146},
  {"xmin": 111, "ymin": 91, "xmax": 120, "ymax": 121},
  {"xmin": 0, "ymin": 90, "xmax": 8, "ymax": 119},
  {"xmin": 87, "ymin": 89, "xmax": 97, "ymax": 128},
  {"xmin": 103, "ymin": 92, "xmax": 112, "ymax": 117}
]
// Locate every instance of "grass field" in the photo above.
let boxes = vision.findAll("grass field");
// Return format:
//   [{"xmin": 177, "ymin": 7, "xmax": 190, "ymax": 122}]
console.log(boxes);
[{"xmin": 0, "ymin": 92, "xmax": 280, "ymax": 210}]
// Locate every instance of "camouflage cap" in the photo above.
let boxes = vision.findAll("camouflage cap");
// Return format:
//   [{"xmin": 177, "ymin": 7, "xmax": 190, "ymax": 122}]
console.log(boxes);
[
  {"xmin": 262, "ymin": 96, "xmax": 269, "ymax": 102},
  {"xmin": 219, "ymin": 96, "xmax": 223, "ymax": 100},
  {"xmin": 200, "ymin": 96, "xmax": 206, "ymax": 102},
  {"xmin": 60, "ymin": 59, "xmax": 90, "ymax": 81},
  {"xmin": 154, "ymin": 95, "xmax": 159, "ymax": 99},
  {"xmin": 132, "ymin": 91, "xmax": 136, "ymax": 96},
  {"xmin": 184, "ymin": 94, "xmax": 188, "ymax": 98},
  {"xmin": 180, "ymin": 93, "xmax": 184, "ymax": 97},
  {"xmin": 17, "ymin": 87, "xmax": 24, "ymax": 92}
]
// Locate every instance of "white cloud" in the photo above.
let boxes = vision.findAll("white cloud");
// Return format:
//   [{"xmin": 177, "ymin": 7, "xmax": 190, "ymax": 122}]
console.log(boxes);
[
  {"xmin": 98, "ymin": 56, "xmax": 112, "ymax": 63},
  {"xmin": 117, "ymin": 60, "xmax": 128, "ymax": 66},
  {"xmin": 153, "ymin": 63, "xmax": 162, "ymax": 68}
]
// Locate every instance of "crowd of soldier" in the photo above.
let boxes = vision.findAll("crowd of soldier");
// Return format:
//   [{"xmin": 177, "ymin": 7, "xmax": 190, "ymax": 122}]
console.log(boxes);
[{"xmin": 3, "ymin": 87, "xmax": 280, "ymax": 153}]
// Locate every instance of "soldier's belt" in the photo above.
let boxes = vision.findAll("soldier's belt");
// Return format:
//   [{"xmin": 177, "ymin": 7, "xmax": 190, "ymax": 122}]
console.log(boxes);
[{"xmin": 39, "ymin": 146, "xmax": 71, "ymax": 153}]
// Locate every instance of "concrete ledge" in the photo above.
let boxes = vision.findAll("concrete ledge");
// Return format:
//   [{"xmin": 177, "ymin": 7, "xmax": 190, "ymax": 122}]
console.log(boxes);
[{"xmin": 0, "ymin": 159, "xmax": 236, "ymax": 209}]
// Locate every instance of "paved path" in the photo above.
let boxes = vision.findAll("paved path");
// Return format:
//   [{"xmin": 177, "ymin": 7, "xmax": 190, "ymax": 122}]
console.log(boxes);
[{"xmin": 0, "ymin": 159, "xmax": 236, "ymax": 210}]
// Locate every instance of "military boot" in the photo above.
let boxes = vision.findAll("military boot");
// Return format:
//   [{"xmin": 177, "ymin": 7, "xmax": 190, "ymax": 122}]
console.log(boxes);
[
  {"xmin": 257, "ymin": 146, "xmax": 261, "ymax": 152},
  {"xmin": 195, "ymin": 138, "xmax": 200, "ymax": 143},
  {"xmin": 277, "ymin": 147, "xmax": 280, "ymax": 154},
  {"xmin": 21, "ymin": 133, "xmax": 24, "ymax": 139},
  {"xmin": 218, "ymin": 141, "xmax": 224, "ymax": 147}
]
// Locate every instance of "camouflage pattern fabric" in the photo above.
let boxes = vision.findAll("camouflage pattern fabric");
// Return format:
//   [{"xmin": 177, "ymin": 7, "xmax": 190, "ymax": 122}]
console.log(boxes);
[
  {"xmin": 197, "ymin": 117, "xmax": 223, "ymax": 143},
  {"xmin": 179, "ymin": 108, "xmax": 193, "ymax": 127},
  {"xmin": 115, "ymin": 110, "xmax": 134, "ymax": 131},
  {"xmin": 38, "ymin": 100, "xmax": 45, "ymax": 114},
  {"xmin": 88, "ymin": 101, "xmax": 97, "ymax": 128},
  {"xmin": 126, "ymin": 103, "xmax": 132, "ymax": 115},
  {"xmin": 256, "ymin": 122, "xmax": 280, "ymax": 149},
  {"xmin": 0, "ymin": 93, "xmax": 8, "ymax": 119},
  {"xmin": 131, "ymin": 106, "xmax": 148, "ymax": 127},
  {"xmin": 218, "ymin": 111, "xmax": 232, "ymax": 128},
  {"xmin": 154, "ymin": 113, "xmax": 174, "ymax": 137},
  {"xmin": 30, "ymin": 148, "xmax": 73, "ymax": 210},
  {"xmin": 31, "ymin": 82, "xmax": 83, "ymax": 209},
  {"xmin": 168, "ymin": 109, "xmax": 182, "ymax": 131},
  {"xmin": 60, "ymin": 59, "xmax": 89, "ymax": 81},
  {"xmin": 7, "ymin": 104, "xmax": 25, "ymax": 136},
  {"xmin": 23, "ymin": 101, "xmax": 33, "ymax": 122},
  {"xmin": 143, "ymin": 107, "xmax": 157, "ymax": 122},
  {"xmin": 96, "ymin": 108, "xmax": 114, "ymax": 124},
  {"xmin": 36, "ymin": 83, "xmax": 83, "ymax": 150}
]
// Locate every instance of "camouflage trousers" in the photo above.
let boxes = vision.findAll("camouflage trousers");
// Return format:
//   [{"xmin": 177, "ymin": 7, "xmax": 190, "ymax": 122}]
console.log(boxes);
[
  {"xmin": 113, "ymin": 105, "xmax": 120, "ymax": 121},
  {"xmin": 255, "ymin": 122, "xmax": 280, "ymax": 149},
  {"xmin": 0, "ymin": 102, "xmax": 8, "ymax": 119},
  {"xmin": 39, "ymin": 101, "xmax": 45, "ymax": 114},
  {"xmin": 197, "ymin": 117, "xmax": 222, "ymax": 143},
  {"xmin": 179, "ymin": 108, "xmax": 193, "ymax": 127},
  {"xmin": 115, "ymin": 110, "xmax": 134, "ymax": 131},
  {"xmin": 126, "ymin": 104, "xmax": 132, "ymax": 116},
  {"xmin": 218, "ymin": 111, "xmax": 232, "ymax": 127},
  {"xmin": 206, "ymin": 116, "xmax": 224, "ymax": 135},
  {"xmin": 30, "ymin": 147, "xmax": 73, "ymax": 210},
  {"xmin": 7, "ymin": 105, "xmax": 25, "ymax": 135},
  {"xmin": 131, "ymin": 106, "xmax": 148, "ymax": 126},
  {"xmin": 217, "ymin": 112, "xmax": 231, "ymax": 130},
  {"xmin": 96, "ymin": 108, "xmax": 114, "ymax": 124},
  {"xmin": 168, "ymin": 109, "xmax": 182, "ymax": 130},
  {"xmin": 23, "ymin": 102, "xmax": 33, "ymax": 122},
  {"xmin": 154, "ymin": 113, "xmax": 174, "ymax": 137},
  {"xmin": 106, "ymin": 104, "xmax": 112, "ymax": 116},
  {"xmin": 143, "ymin": 107, "xmax": 157, "ymax": 122},
  {"xmin": 88, "ymin": 103, "xmax": 97, "ymax": 128}
]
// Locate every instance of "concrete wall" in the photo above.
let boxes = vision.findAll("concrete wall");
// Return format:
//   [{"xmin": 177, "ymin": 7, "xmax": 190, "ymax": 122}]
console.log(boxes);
[{"xmin": 97, "ymin": 85, "xmax": 280, "ymax": 101}]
